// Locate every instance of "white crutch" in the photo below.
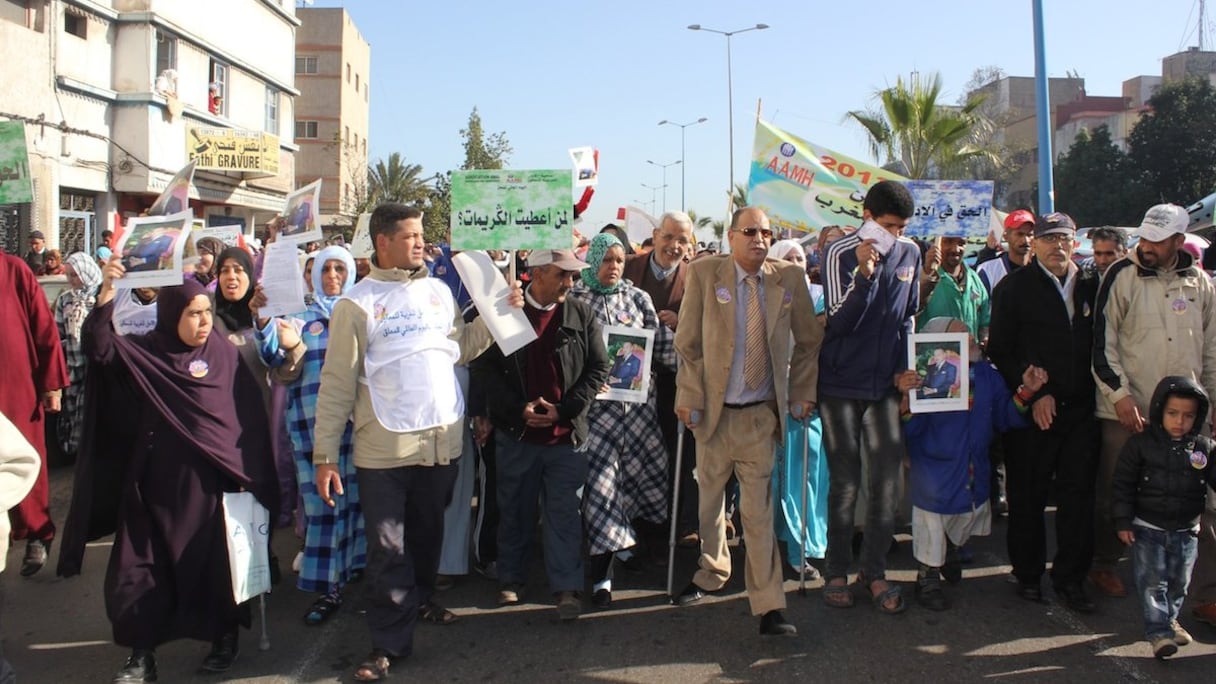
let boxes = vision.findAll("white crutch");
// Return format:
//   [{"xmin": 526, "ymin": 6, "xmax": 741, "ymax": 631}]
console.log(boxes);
[
  {"xmin": 258, "ymin": 593, "xmax": 271, "ymax": 650},
  {"xmin": 797, "ymin": 413, "xmax": 811, "ymax": 597},
  {"xmin": 666, "ymin": 422, "xmax": 686, "ymax": 599}
]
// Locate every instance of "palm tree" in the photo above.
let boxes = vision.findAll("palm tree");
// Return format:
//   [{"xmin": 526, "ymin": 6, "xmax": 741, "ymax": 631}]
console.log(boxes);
[
  {"xmin": 367, "ymin": 152, "xmax": 431, "ymax": 207},
  {"xmin": 845, "ymin": 71, "xmax": 997, "ymax": 179},
  {"xmin": 711, "ymin": 219, "xmax": 726, "ymax": 240},
  {"xmin": 730, "ymin": 183, "xmax": 748, "ymax": 211},
  {"xmin": 685, "ymin": 210, "xmax": 713, "ymax": 230}
]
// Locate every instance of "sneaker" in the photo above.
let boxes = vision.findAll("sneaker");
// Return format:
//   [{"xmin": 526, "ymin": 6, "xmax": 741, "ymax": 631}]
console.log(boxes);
[
  {"xmin": 20, "ymin": 539, "xmax": 49, "ymax": 578},
  {"xmin": 474, "ymin": 560, "xmax": 498, "ymax": 581},
  {"xmin": 1171, "ymin": 619, "xmax": 1193, "ymax": 646},
  {"xmin": 1151, "ymin": 636, "xmax": 1178, "ymax": 660},
  {"xmin": 555, "ymin": 591, "xmax": 581, "ymax": 621},
  {"xmin": 497, "ymin": 583, "xmax": 522, "ymax": 606}
]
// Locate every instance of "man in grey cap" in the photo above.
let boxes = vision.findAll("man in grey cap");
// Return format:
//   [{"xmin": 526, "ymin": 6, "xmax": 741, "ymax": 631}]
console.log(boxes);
[
  {"xmin": 1092, "ymin": 204, "xmax": 1216, "ymax": 618},
  {"xmin": 23, "ymin": 230, "xmax": 46, "ymax": 275},
  {"xmin": 471, "ymin": 249, "xmax": 610, "ymax": 621}
]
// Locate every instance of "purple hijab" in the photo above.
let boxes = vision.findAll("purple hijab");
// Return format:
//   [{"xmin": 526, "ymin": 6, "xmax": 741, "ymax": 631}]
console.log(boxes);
[{"xmin": 109, "ymin": 279, "xmax": 279, "ymax": 515}]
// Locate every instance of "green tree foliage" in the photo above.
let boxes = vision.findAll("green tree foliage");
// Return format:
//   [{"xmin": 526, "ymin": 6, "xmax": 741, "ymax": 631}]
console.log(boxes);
[
  {"xmin": 422, "ymin": 107, "xmax": 514, "ymax": 243},
  {"xmin": 847, "ymin": 71, "xmax": 997, "ymax": 179},
  {"xmin": 685, "ymin": 210, "xmax": 713, "ymax": 229},
  {"xmin": 730, "ymin": 183, "xmax": 748, "ymax": 211},
  {"xmin": 1128, "ymin": 77, "xmax": 1216, "ymax": 205},
  {"xmin": 1054, "ymin": 125, "xmax": 1152, "ymax": 226},
  {"xmin": 367, "ymin": 152, "xmax": 430, "ymax": 207}
]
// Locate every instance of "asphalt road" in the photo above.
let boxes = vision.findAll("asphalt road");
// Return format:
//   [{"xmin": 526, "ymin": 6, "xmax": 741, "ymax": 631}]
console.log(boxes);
[{"xmin": 3, "ymin": 465, "xmax": 1215, "ymax": 683}]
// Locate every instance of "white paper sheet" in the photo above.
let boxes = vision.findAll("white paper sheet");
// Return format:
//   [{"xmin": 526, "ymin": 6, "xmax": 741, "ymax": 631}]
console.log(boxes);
[
  {"xmin": 452, "ymin": 250, "xmax": 537, "ymax": 356},
  {"xmin": 257, "ymin": 240, "xmax": 306, "ymax": 319},
  {"xmin": 857, "ymin": 219, "xmax": 897, "ymax": 257}
]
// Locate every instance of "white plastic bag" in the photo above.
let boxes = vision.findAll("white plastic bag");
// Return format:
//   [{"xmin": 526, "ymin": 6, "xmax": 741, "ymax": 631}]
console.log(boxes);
[{"xmin": 222, "ymin": 491, "xmax": 271, "ymax": 603}]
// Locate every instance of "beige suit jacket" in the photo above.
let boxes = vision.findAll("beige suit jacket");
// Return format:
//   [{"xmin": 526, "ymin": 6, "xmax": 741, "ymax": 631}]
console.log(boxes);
[{"xmin": 675, "ymin": 254, "xmax": 823, "ymax": 443}]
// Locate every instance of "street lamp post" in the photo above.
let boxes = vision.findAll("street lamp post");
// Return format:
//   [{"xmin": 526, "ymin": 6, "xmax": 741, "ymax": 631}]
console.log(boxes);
[
  {"xmin": 641, "ymin": 183, "xmax": 663, "ymax": 216},
  {"xmin": 658, "ymin": 117, "xmax": 708, "ymax": 211},
  {"xmin": 646, "ymin": 159, "xmax": 681, "ymax": 214},
  {"xmin": 688, "ymin": 23, "xmax": 768, "ymax": 209}
]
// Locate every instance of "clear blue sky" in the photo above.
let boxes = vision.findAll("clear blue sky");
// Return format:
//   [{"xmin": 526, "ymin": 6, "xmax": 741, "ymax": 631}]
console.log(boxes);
[{"xmin": 307, "ymin": 0, "xmax": 1207, "ymax": 235}]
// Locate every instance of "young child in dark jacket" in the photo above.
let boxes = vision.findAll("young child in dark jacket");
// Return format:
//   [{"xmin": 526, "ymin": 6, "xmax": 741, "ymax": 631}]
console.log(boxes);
[
  {"xmin": 1112, "ymin": 376, "xmax": 1216, "ymax": 660},
  {"xmin": 898, "ymin": 317, "xmax": 1046, "ymax": 611}
]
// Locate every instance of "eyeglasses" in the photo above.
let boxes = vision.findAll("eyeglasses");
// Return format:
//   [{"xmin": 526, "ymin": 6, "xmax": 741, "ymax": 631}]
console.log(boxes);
[
  {"xmin": 733, "ymin": 226, "xmax": 774, "ymax": 240},
  {"xmin": 1035, "ymin": 233, "xmax": 1073, "ymax": 244}
]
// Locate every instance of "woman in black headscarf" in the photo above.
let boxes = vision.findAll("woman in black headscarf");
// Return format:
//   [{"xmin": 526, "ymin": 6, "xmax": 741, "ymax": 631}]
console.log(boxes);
[
  {"xmin": 81, "ymin": 258, "xmax": 280, "ymax": 683},
  {"xmin": 212, "ymin": 245, "xmax": 297, "ymax": 529}
]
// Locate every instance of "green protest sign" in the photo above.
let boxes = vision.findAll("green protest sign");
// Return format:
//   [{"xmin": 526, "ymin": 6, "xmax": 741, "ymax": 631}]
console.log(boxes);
[
  {"xmin": 450, "ymin": 169, "xmax": 572, "ymax": 250},
  {"xmin": 0, "ymin": 122, "xmax": 33, "ymax": 205}
]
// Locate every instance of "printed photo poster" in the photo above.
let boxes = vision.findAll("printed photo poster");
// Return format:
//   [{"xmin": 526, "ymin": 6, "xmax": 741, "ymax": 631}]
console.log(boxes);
[
  {"xmin": 279, "ymin": 179, "xmax": 323, "ymax": 244},
  {"xmin": 0, "ymin": 121, "xmax": 33, "ymax": 205},
  {"xmin": 597, "ymin": 325, "xmax": 655, "ymax": 404},
  {"xmin": 450, "ymin": 169, "xmax": 573, "ymax": 251},
  {"xmin": 113, "ymin": 210, "xmax": 194, "ymax": 288},
  {"xmin": 569, "ymin": 146, "xmax": 599, "ymax": 188},
  {"xmin": 904, "ymin": 180, "xmax": 995, "ymax": 241},
  {"xmin": 908, "ymin": 332, "xmax": 969, "ymax": 414},
  {"xmin": 349, "ymin": 212, "xmax": 373, "ymax": 258},
  {"xmin": 748, "ymin": 118, "xmax": 907, "ymax": 240},
  {"xmin": 148, "ymin": 161, "xmax": 196, "ymax": 217}
]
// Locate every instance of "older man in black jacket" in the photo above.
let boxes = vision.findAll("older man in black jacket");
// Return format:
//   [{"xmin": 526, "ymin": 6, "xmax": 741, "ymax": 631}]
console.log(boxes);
[
  {"xmin": 987, "ymin": 213, "xmax": 1101, "ymax": 613},
  {"xmin": 471, "ymin": 249, "xmax": 611, "ymax": 622}
]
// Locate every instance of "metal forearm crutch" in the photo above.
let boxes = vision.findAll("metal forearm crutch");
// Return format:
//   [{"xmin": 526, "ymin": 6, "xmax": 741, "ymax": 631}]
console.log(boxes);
[
  {"xmin": 798, "ymin": 413, "xmax": 811, "ymax": 597},
  {"xmin": 666, "ymin": 422, "xmax": 686, "ymax": 598},
  {"xmin": 258, "ymin": 593, "xmax": 270, "ymax": 650}
]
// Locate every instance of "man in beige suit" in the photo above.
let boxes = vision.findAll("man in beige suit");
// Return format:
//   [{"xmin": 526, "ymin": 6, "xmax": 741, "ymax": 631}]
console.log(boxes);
[{"xmin": 673, "ymin": 206, "xmax": 823, "ymax": 636}]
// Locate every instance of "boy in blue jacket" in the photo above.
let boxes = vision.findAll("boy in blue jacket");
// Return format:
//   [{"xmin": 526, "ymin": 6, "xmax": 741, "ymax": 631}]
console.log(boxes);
[
  {"xmin": 899, "ymin": 317, "xmax": 1047, "ymax": 610},
  {"xmin": 1112, "ymin": 376, "xmax": 1216, "ymax": 659}
]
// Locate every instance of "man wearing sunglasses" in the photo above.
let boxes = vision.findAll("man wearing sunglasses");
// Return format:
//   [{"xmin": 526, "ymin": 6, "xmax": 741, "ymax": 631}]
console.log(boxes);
[
  {"xmin": 673, "ymin": 206, "xmax": 823, "ymax": 637},
  {"xmin": 817, "ymin": 180, "xmax": 921, "ymax": 615}
]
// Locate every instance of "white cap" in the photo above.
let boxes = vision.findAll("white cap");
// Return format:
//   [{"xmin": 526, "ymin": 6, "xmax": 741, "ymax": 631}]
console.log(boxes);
[{"xmin": 1133, "ymin": 204, "xmax": 1188, "ymax": 243}]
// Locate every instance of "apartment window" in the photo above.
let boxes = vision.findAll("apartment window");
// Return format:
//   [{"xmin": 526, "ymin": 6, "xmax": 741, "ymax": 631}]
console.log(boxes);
[
  {"xmin": 361, "ymin": 139, "xmax": 366, "ymax": 158},
  {"xmin": 365, "ymin": 83, "xmax": 369, "ymax": 102},
  {"xmin": 209, "ymin": 60, "xmax": 227, "ymax": 116},
  {"xmin": 352, "ymin": 132, "xmax": 358, "ymax": 150},
  {"xmin": 344, "ymin": 125, "xmax": 350, "ymax": 145},
  {"xmin": 295, "ymin": 120, "xmax": 318, "ymax": 139},
  {"xmin": 346, "ymin": 63, "xmax": 350, "ymax": 83},
  {"xmin": 265, "ymin": 87, "xmax": 279, "ymax": 134},
  {"xmin": 1, "ymin": 1, "xmax": 30, "ymax": 27},
  {"xmin": 295, "ymin": 56, "xmax": 317, "ymax": 74},
  {"xmin": 63, "ymin": 9, "xmax": 85, "ymax": 38},
  {"xmin": 355, "ymin": 74, "xmax": 359, "ymax": 92},
  {"xmin": 155, "ymin": 29, "xmax": 177, "ymax": 74}
]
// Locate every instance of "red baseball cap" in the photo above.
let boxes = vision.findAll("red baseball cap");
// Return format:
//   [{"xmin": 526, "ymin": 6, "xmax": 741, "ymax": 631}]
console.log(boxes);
[{"xmin": 1003, "ymin": 209, "xmax": 1036, "ymax": 230}]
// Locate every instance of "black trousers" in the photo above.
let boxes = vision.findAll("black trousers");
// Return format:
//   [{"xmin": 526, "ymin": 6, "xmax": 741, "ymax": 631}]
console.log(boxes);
[
  {"xmin": 473, "ymin": 436, "xmax": 498, "ymax": 565},
  {"xmin": 1003, "ymin": 405, "xmax": 1099, "ymax": 588}
]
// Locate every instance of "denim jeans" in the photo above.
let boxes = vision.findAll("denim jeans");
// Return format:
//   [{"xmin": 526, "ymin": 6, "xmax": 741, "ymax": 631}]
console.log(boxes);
[
  {"xmin": 1131, "ymin": 524, "xmax": 1199, "ymax": 640},
  {"xmin": 495, "ymin": 434, "xmax": 588, "ymax": 593},
  {"xmin": 820, "ymin": 394, "xmax": 904, "ymax": 581}
]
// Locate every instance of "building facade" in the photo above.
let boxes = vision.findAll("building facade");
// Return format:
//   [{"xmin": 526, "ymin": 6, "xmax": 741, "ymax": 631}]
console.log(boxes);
[
  {"xmin": 0, "ymin": 0, "xmax": 299, "ymax": 257},
  {"xmin": 294, "ymin": 6, "xmax": 369, "ymax": 237}
]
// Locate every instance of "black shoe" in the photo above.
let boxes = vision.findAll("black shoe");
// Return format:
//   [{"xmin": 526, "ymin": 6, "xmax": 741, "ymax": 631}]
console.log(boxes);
[
  {"xmin": 916, "ymin": 579, "xmax": 949, "ymax": 611},
  {"xmin": 759, "ymin": 610, "xmax": 797, "ymax": 636},
  {"xmin": 114, "ymin": 649, "xmax": 157, "ymax": 683},
  {"xmin": 674, "ymin": 582, "xmax": 708, "ymax": 606},
  {"xmin": 1016, "ymin": 582, "xmax": 1043, "ymax": 602},
  {"xmin": 199, "ymin": 631, "xmax": 239, "ymax": 673},
  {"xmin": 20, "ymin": 539, "xmax": 49, "ymax": 577},
  {"xmin": 1056, "ymin": 583, "xmax": 1095, "ymax": 613},
  {"xmin": 592, "ymin": 588, "xmax": 612, "ymax": 609}
]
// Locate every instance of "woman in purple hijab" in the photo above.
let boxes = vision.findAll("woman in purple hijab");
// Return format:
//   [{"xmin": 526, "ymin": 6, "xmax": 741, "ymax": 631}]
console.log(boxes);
[{"xmin": 81, "ymin": 257, "xmax": 280, "ymax": 684}]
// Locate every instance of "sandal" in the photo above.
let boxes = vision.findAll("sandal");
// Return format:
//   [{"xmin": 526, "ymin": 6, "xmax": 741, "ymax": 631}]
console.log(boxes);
[
  {"xmin": 857, "ymin": 572, "xmax": 906, "ymax": 615},
  {"xmin": 353, "ymin": 649, "xmax": 393, "ymax": 682},
  {"xmin": 303, "ymin": 594, "xmax": 341, "ymax": 625},
  {"xmin": 418, "ymin": 600, "xmax": 458, "ymax": 625},
  {"xmin": 822, "ymin": 577, "xmax": 855, "ymax": 608}
]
